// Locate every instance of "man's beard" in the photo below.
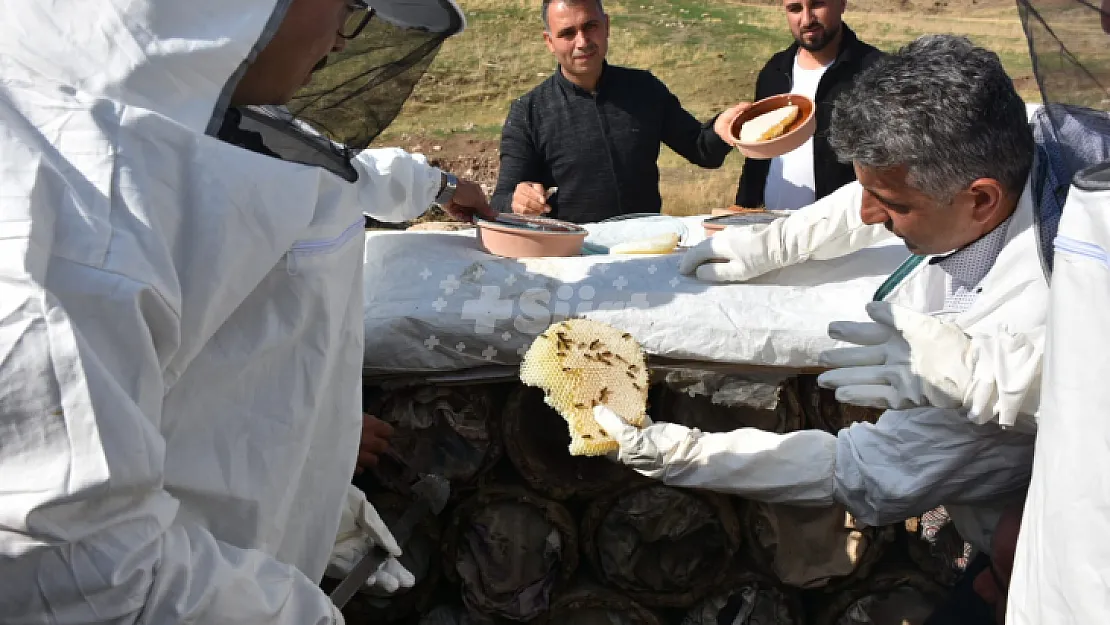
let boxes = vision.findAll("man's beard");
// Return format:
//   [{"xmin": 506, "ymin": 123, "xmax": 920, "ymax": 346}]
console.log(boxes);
[{"xmin": 796, "ymin": 23, "xmax": 840, "ymax": 52}]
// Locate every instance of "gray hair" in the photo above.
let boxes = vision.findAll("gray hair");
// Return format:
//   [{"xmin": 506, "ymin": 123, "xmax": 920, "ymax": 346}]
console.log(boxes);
[
  {"xmin": 542, "ymin": 0, "xmax": 605, "ymax": 31},
  {"xmin": 829, "ymin": 35, "xmax": 1034, "ymax": 201}
]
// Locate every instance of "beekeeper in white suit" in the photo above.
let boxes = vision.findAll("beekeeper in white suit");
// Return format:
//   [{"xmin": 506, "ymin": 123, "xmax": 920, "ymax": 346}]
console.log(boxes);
[
  {"xmin": 807, "ymin": 98, "xmax": 1109, "ymax": 434},
  {"xmin": 0, "ymin": 0, "xmax": 485, "ymax": 623},
  {"xmin": 1006, "ymin": 159, "xmax": 1110, "ymax": 624},
  {"xmin": 801, "ymin": 1, "xmax": 1110, "ymax": 435},
  {"xmin": 680, "ymin": 104, "xmax": 1062, "ymax": 432},
  {"xmin": 1006, "ymin": 1, "xmax": 1110, "ymax": 622},
  {"xmin": 595, "ymin": 35, "xmax": 1045, "ymax": 580},
  {"xmin": 677, "ymin": 104, "xmax": 1106, "ymax": 435}
]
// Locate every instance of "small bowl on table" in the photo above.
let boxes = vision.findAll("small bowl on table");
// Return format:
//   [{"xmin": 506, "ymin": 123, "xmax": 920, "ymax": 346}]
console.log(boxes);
[
  {"xmin": 475, "ymin": 213, "xmax": 588, "ymax": 258},
  {"xmin": 727, "ymin": 93, "xmax": 817, "ymax": 160},
  {"xmin": 710, "ymin": 205, "xmax": 749, "ymax": 217},
  {"xmin": 701, "ymin": 209, "xmax": 790, "ymax": 238}
]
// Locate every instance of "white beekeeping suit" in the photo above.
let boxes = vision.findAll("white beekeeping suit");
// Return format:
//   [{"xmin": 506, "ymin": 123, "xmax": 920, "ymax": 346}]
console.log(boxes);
[
  {"xmin": 0, "ymin": 0, "xmax": 459, "ymax": 623},
  {"xmin": 354, "ymin": 148, "xmax": 447, "ymax": 222},
  {"xmin": 1006, "ymin": 160, "xmax": 1110, "ymax": 624}
]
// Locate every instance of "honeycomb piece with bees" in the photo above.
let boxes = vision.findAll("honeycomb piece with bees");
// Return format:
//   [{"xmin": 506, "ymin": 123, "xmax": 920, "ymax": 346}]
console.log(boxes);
[{"xmin": 519, "ymin": 318, "xmax": 650, "ymax": 456}]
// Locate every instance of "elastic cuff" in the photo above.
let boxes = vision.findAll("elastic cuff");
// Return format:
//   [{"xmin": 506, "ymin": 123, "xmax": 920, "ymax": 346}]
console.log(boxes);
[{"xmin": 420, "ymin": 166, "xmax": 445, "ymax": 208}]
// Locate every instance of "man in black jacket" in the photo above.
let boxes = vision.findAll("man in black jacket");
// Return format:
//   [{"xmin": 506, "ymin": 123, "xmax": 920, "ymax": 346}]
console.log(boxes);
[
  {"xmin": 734, "ymin": 0, "xmax": 883, "ymax": 210},
  {"xmin": 491, "ymin": 0, "xmax": 747, "ymax": 223}
]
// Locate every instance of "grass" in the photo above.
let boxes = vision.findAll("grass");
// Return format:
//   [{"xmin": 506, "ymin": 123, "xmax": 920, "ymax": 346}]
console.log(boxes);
[{"xmin": 371, "ymin": 0, "xmax": 1046, "ymax": 216}]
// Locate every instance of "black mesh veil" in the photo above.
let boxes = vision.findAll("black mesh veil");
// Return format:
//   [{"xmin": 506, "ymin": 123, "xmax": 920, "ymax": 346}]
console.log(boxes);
[
  {"xmin": 234, "ymin": 0, "xmax": 463, "ymax": 181},
  {"xmin": 1018, "ymin": 0, "xmax": 1110, "ymax": 272},
  {"xmin": 1019, "ymin": 0, "xmax": 1109, "ymax": 111},
  {"xmin": 288, "ymin": 0, "xmax": 463, "ymax": 151}
]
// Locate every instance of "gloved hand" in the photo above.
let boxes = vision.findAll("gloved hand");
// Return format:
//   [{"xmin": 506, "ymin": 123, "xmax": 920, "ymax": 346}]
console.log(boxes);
[
  {"xmin": 817, "ymin": 301, "xmax": 973, "ymax": 411},
  {"xmin": 679, "ymin": 182, "xmax": 891, "ymax": 283},
  {"xmin": 326, "ymin": 485, "xmax": 415, "ymax": 595},
  {"xmin": 593, "ymin": 405, "xmax": 837, "ymax": 504},
  {"xmin": 679, "ymin": 219, "xmax": 789, "ymax": 282},
  {"xmin": 592, "ymin": 405, "xmax": 701, "ymax": 481}
]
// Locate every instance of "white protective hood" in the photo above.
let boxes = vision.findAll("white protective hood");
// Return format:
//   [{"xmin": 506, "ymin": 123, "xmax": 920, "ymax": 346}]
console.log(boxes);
[
  {"xmin": 0, "ymin": 1, "xmax": 392, "ymax": 623},
  {"xmin": 374, "ymin": 0, "xmax": 467, "ymax": 31},
  {"xmin": 0, "ymin": 0, "xmax": 287, "ymax": 135}
]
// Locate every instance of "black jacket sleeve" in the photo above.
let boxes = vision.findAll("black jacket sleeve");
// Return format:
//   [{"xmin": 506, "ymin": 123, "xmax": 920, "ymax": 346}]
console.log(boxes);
[
  {"xmin": 491, "ymin": 98, "xmax": 543, "ymax": 214},
  {"xmin": 734, "ymin": 67, "xmax": 776, "ymax": 208},
  {"xmin": 860, "ymin": 46, "xmax": 886, "ymax": 71},
  {"xmin": 657, "ymin": 76, "xmax": 732, "ymax": 169}
]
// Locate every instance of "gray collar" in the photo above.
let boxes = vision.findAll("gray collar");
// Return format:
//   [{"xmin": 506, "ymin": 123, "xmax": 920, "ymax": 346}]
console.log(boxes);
[{"xmin": 931, "ymin": 215, "xmax": 1013, "ymax": 290}]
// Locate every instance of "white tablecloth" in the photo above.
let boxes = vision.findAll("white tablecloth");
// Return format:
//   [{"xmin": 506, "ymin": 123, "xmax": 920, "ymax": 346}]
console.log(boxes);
[{"xmin": 362, "ymin": 216, "xmax": 909, "ymax": 376}]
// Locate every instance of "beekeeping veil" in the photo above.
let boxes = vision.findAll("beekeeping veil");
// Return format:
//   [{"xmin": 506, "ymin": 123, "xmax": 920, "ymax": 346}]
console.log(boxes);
[
  {"xmin": 1018, "ymin": 0, "xmax": 1110, "ymax": 273},
  {"xmin": 237, "ymin": 0, "xmax": 464, "ymax": 180}
]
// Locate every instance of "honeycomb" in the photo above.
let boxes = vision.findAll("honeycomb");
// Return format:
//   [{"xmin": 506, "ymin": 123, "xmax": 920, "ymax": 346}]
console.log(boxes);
[
  {"xmin": 609, "ymin": 232, "xmax": 680, "ymax": 255},
  {"xmin": 739, "ymin": 105, "xmax": 800, "ymax": 143},
  {"xmin": 519, "ymin": 319, "xmax": 650, "ymax": 456}
]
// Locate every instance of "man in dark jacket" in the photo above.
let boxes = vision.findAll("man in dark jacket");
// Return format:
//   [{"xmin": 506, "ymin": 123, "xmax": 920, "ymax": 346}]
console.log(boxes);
[
  {"xmin": 491, "ymin": 0, "xmax": 747, "ymax": 223},
  {"xmin": 734, "ymin": 0, "xmax": 883, "ymax": 210}
]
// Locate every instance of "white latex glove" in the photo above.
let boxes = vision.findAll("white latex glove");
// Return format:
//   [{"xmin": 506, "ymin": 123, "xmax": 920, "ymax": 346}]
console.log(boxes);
[
  {"xmin": 678, "ymin": 219, "xmax": 788, "ymax": 282},
  {"xmin": 679, "ymin": 182, "xmax": 892, "ymax": 283},
  {"xmin": 592, "ymin": 406, "xmax": 836, "ymax": 504},
  {"xmin": 326, "ymin": 485, "xmax": 415, "ymax": 595},
  {"xmin": 817, "ymin": 301, "xmax": 972, "ymax": 411},
  {"xmin": 591, "ymin": 406, "xmax": 702, "ymax": 481}
]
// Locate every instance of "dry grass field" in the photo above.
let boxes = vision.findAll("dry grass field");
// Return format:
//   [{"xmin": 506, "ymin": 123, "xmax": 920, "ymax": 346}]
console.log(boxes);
[{"xmin": 371, "ymin": 0, "xmax": 1046, "ymax": 215}]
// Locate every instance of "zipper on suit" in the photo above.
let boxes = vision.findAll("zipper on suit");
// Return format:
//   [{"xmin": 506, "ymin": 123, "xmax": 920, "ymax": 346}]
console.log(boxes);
[
  {"xmin": 286, "ymin": 218, "xmax": 365, "ymax": 275},
  {"xmin": 873, "ymin": 254, "xmax": 926, "ymax": 301}
]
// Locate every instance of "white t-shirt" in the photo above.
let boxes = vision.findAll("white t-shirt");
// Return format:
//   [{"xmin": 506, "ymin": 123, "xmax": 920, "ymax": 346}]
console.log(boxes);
[{"xmin": 762, "ymin": 55, "xmax": 830, "ymax": 210}]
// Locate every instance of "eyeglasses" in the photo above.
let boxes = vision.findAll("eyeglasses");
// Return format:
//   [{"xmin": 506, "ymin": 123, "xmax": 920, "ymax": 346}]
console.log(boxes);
[{"xmin": 340, "ymin": 1, "xmax": 374, "ymax": 40}]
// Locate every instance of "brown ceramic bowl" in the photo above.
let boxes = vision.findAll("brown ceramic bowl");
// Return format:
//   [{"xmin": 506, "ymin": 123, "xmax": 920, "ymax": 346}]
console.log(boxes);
[
  {"xmin": 476, "ymin": 214, "xmax": 588, "ymax": 258},
  {"xmin": 710, "ymin": 205, "xmax": 749, "ymax": 217},
  {"xmin": 728, "ymin": 93, "xmax": 816, "ymax": 160},
  {"xmin": 702, "ymin": 210, "xmax": 789, "ymax": 237}
]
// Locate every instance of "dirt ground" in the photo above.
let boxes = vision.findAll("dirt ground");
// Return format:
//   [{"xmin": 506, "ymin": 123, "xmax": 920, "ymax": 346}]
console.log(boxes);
[
  {"xmin": 361, "ymin": 132, "xmax": 500, "ymax": 225},
  {"xmin": 389, "ymin": 133, "xmax": 502, "ymax": 197}
]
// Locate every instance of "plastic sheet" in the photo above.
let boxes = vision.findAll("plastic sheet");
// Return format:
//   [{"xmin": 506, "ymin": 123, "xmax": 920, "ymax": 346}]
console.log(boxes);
[
  {"xmin": 796, "ymin": 375, "xmax": 883, "ymax": 433},
  {"xmin": 812, "ymin": 569, "xmax": 947, "ymax": 625},
  {"xmin": 364, "ymin": 385, "xmax": 504, "ymax": 497},
  {"xmin": 443, "ymin": 487, "xmax": 578, "ymax": 621},
  {"xmin": 581, "ymin": 484, "xmax": 742, "ymax": 608},
  {"xmin": 533, "ymin": 584, "xmax": 663, "ymax": 625},
  {"xmin": 501, "ymin": 385, "xmax": 643, "ymax": 500},
  {"xmin": 740, "ymin": 502, "xmax": 894, "ymax": 590},
  {"xmin": 653, "ymin": 372, "xmax": 806, "ymax": 434},
  {"xmin": 362, "ymin": 218, "xmax": 909, "ymax": 376},
  {"xmin": 682, "ymin": 572, "xmax": 805, "ymax": 625}
]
